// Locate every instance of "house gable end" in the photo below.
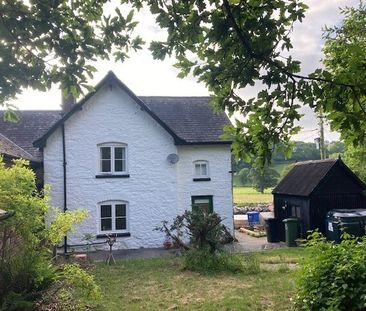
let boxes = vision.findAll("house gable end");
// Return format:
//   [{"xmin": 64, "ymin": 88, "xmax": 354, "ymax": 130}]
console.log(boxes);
[{"xmin": 33, "ymin": 71, "xmax": 185, "ymax": 148}]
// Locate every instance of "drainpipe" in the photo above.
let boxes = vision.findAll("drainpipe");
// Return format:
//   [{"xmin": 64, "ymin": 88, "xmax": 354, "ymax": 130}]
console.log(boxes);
[{"xmin": 61, "ymin": 123, "xmax": 68, "ymax": 254}]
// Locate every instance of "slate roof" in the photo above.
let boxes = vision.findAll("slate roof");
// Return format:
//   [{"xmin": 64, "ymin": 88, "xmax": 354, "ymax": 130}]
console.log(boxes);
[
  {"xmin": 33, "ymin": 71, "xmax": 232, "ymax": 148},
  {"xmin": 272, "ymin": 159, "xmax": 339, "ymax": 196},
  {"xmin": 141, "ymin": 96, "xmax": 231, "ymax": 144},
  {"xmin": 0, "ymin": 111, "xmax": 62, "ymax": 161},
  {"xmin": 0, "ymin": 133, "xmax": 36, "ymax": 161},
  {"xmin": 0, "ymin": 72, "xmax": 231, "ymax": 161}
]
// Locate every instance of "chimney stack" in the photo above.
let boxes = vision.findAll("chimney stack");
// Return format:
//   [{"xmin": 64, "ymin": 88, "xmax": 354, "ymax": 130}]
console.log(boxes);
[{"xmin": 61, "ymin": 92, "xmax": 76, "ymax": 115}]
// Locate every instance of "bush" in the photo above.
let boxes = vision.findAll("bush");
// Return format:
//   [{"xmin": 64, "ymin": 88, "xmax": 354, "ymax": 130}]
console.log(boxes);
[
  {"xmin": 157, "ymin": 208, "xmax": 233, "ymax": 254},
  {"xmin": 36, "ymin": 263, "xmax": 101, "ymax": 311},
  {"xmin": 0, "ymin": 159, "xmax": 54, "ymax": 308},
  {"xmin": 157, "ymin": 209, "xmax": 261, "ymax": 273},
  {"xmin": 295, "ymin": 231, "xmax": 366, "ymax": 310},
  {"xmin": 0, "ymin": 159, "xmax": 94, "ymax": 310}
]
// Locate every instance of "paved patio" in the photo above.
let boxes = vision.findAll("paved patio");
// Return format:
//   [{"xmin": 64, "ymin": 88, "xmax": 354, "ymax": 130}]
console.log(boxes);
[
  {"xmin": 80, "ymin": 230, "xmax": 285, "ymax": 262},
  {"xmin": 86, "ymin": 247, "xmax": 178, "ymax": 262},
  {"xmin": 232, "ymin": 230, "xmax": 285, "ymax": 252}
]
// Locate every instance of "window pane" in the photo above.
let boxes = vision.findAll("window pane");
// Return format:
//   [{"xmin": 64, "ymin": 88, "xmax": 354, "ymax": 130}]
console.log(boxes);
[
  {"xmin": 101, "ymin": 218, "xmax": 112, "ymax": 231},
  {"xmin": 101, "ymin": 205, "xmax": 112, "ymax": 217},
  {"xmin": 115, "ymin": 147, "xmax": 125, "ymax": 160},
  {"xmin": 101, "ymin": 159, "xmax": 111, "ymax": 172},
  {"xmin": 201, "ymin": 164, "xmax": 207, "ymax": 175},
  {"xmin": 194, "ymin": 199, "xmax": 210, "ymax": 205},
  {"xmin": 114, "ymin": 159, "xmax": 125, "ymax": 172},
  {"xmin": 192, "ymin": 197, "xmax": 212, "ymax": 213},
  {"xmin": 195, "ymin": 164, "xmax": 201, "ymax": 175},
  {"xmin": 101, "ymin": 147, "xmax": 111, "ymax": 159},
  {"xmin": 116, "ymin": 204, "xmax": 126, "ymax": 217},
  {"xmin": 198, "ymin": 203, "xmax": 210, "ymax": 213},
  {"xmin": 116, "ymin": 217, "xmax": 126, "ymax": 230},
  {"xmin": 193, "ymin": 199, "xmax": 210, "ymax": 213}
]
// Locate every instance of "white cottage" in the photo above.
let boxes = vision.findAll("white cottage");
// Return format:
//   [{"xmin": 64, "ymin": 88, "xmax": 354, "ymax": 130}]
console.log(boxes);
[{"xmin": 1, "ymin": 71, "xmax": 233, "ymax": 250}]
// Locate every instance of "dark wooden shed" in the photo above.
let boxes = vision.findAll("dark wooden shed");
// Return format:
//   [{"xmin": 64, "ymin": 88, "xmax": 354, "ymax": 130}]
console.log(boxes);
[{"xmin": 272, "ymin": 158, "xmax": 366, "ymax": 241}]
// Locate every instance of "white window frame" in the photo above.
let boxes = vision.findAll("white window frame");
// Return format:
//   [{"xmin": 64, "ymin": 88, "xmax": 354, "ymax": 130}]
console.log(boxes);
[
  {"xmin": 193, "ymin": 160, "xmax": 209, "ymax": 178},
  {"xmin": 97, "ymin": 142, "xmax": 128, "ymax": 175},
  {"xmin": 97, "ymin": 200, "xmax": 129, "ymax": 234}
]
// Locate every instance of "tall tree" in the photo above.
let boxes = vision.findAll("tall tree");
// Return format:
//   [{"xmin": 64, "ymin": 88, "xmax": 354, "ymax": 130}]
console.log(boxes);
[
  {"xmin": 327, "ymin": 141, "xmax": 345, "ymax": 157},
  {"xmin": 248, "ymin": 165, "xmax": 280, "ymax": 193},
  {"xmin": 124, "ymin": 0, "xmax": 366, "ymax": 166},
  {"xmin": 0, "ymin": 0, "xmax": 143, "ymax": 109},
  {"xmin": 2, "ymin": 1, "xmax": 366, "ymax": 167},
  {"xmin": 316, "ymin": 4, "xmax": 366, "ymax": 147},
  {"xmin": 343, "ymin": 144, "xmax": 366, "ymax": 183}
]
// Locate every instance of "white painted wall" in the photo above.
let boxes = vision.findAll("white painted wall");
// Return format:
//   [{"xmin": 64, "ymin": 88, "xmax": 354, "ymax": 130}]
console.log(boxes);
[
  {"xmin": 43, "ymin": 81, "xmax": 233, "ymax": 250},
  {"xmin": 177, "ymin": 145, "xmax": 233, "ymax": 232}
]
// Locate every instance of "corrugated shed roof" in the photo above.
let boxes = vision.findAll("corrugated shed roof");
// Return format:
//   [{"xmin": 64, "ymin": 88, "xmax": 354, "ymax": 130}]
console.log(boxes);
[
  {"xmin": 141, "ymin": 96, "xmax": 231, "ymax": 144},
  {"xmin": 272, "ymin": 159, "xmax": 339, "ymax": 196},
  {"xmin": 0, "ymin": 111, "xmax": 62, "ymax": 161}
]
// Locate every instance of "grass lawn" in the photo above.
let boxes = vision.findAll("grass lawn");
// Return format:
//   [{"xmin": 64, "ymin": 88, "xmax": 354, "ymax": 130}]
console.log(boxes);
[
  {"xmin": 233, "ymin": 186, "xmax": 272, "ymax": 205},
  {"xmin": 86, "ymin": 248, "xmax": 309, "ymax": 311}
]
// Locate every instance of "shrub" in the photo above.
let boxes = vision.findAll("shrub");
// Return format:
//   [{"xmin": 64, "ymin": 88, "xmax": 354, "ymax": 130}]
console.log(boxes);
[
  {"xmin": 157, "ymin": 208, "xmax": 260, "ymax": 273},
  {"xmin": 0, "ymin": 159, "xmax": 53, "ymax": 307},
  {"xmin": 36, "ymin": 263, "xmax": 101, "ymax": 311},
  {"xmin": 0, "ymin": 159, "xmax": 94, "ymax": 310},
  {"xmin": 157, "ymin": 208, "xmax": 234, "ymax": 253},
  {"xmin": 295, "ymin": 231, "xmax": 366, "ymax": 311}
]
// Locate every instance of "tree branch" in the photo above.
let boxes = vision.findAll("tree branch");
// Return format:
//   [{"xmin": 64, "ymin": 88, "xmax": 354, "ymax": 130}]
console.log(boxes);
[{"xmin": 221, "ymin": 0, "xmax": 354, "ymax": 88}]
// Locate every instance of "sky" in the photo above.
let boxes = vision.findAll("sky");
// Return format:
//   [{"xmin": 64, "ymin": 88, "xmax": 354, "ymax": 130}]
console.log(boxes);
[{"xmin": 10, "ymin": 0, "xmax": 360, "ymax": 142}]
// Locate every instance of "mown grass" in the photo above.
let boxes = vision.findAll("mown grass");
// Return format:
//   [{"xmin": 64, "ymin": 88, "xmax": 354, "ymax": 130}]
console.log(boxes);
[
  {"xmin": 233, "ymin": 186, "xmax": 272, "ymax": 204},
  {"xmin": 86, "ymin": 248, "xmax": 309, "ymax": 311},
  {"xmin": 256, "ymin": 247, "xmax": 310, "ymax": 264}
]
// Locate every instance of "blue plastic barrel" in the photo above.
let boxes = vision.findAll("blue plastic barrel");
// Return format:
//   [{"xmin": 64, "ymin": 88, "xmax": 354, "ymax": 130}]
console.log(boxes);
[{"xmin": 247, "ymin": 211, "xmax": 260, "ymax": 226}]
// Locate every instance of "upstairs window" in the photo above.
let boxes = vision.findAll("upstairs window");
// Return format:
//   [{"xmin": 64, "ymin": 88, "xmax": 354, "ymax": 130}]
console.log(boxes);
[
  {"xmin": 98, "ymin": 143, "xmax": 127, "ymax": 174},
  {"xmin": 99, "ymin": 201, "xmax": 128, "ymax": 233},
  {"xmin": 194, "ymin": 160, "xmax": 209, "ymax": 178}
]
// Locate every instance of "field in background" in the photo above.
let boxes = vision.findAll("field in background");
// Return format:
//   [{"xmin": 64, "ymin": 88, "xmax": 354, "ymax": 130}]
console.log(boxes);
[
  {"xmin": 233, "ymin": 187, "xmax": 272, "ymax": 205},
  {"xmin": 233, "ymin": 162, "xmax": 293, "ymax": 187}
]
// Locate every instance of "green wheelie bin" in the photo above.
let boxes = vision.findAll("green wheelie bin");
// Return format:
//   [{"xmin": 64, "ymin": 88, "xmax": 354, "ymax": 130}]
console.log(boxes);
[{"xmin": 283, "ymin": 218, "xmax": 299, "ymax": 247}]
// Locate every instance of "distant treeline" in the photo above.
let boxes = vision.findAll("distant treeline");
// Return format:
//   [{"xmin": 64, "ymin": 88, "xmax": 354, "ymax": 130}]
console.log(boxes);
[{"xmin": 233, "ymin": 141, "xmax": 346, "ymax": 191}]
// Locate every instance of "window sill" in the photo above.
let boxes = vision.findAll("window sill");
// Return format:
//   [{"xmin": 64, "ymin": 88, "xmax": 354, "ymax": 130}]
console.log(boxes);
[
  {"xmin": 95, "ymin": 174, "xmax": 130, "ymax": 179},
  {"xmin": 193, "ymin": 178, "xmax": 211, "ymax": 182},
  {"xmin": 96, "ymin": 232, "xmax": 131, "ymax": 239}
]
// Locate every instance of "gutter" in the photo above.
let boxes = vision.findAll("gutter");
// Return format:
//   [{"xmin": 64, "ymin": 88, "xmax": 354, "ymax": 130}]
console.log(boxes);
[{"xmin": 61, "ymin": 123, "xmax": 68, "ymax": 254}]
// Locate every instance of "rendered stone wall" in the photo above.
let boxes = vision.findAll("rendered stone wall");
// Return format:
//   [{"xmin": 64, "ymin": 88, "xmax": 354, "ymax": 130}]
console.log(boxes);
[
  {"xmin": 177, "ymin": 145, "xmax": 233, "ymax": 233},
  {"xmin": 43, "ymin": 82, "xmax": 233, "ymax": 250}
]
